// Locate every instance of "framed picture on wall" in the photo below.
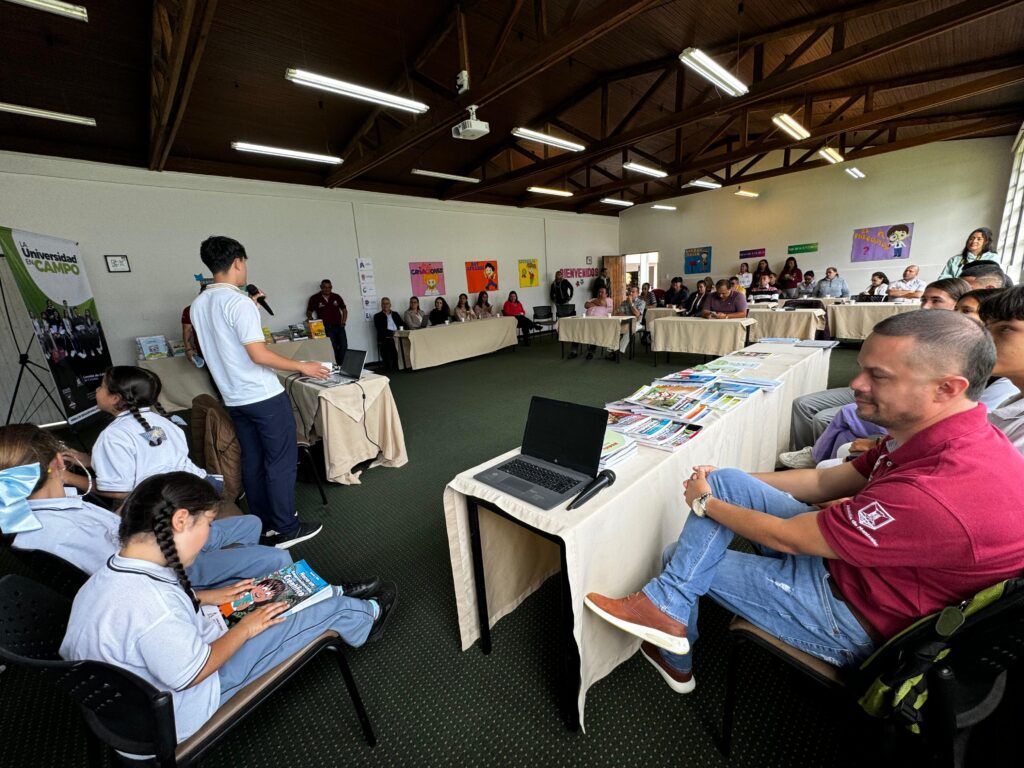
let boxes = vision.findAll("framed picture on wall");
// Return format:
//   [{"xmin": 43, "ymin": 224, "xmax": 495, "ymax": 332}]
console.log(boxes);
[{"xmin": 104, "ymin": 255, "xmax": 131, "ymax": 273}]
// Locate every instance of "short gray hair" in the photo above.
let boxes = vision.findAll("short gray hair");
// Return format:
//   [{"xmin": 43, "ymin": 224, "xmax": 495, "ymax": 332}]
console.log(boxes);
[{"xmin": 871, "ymin": 309, "xmax": 994, "ymax": 400}]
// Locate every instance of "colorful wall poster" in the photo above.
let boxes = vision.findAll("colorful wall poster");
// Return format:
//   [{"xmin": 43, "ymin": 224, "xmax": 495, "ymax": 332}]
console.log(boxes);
[
  {"xmin": 518, "ymin": 258, "xmax": 539, "ymax": 288},
  {"xmin": 739, "ymin": 248, "xmax": 765, "ymax": 260},
  {"xmin": 788, "ymin": 242, "xmax": 818, "ymax": 255},
  {"xmin": 851, "ymin": 223, "xmax": 914, "ymax": 262},
  {"xmin": 465, "ymin": 260, "xmax": 499, "ymax": 292},
  {"xmin": 684, "ymin": 246, "xmax": 712, "ymax": 274},
  {"xmin": 0, "ymin": 227, "xmax": 113, "ymax": 423},
  {"xmin": 409, "ymin": 261, "xmax": 445, "ymax": 297}
]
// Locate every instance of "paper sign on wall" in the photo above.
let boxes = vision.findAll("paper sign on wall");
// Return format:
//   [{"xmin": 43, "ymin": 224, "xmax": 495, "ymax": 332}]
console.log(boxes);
[
  {"xmin": 356, "ymin": 257, "xmax": 377, "ymax": 321},
  {"xmin": 560, "ymin": 266, "xmax": 599, "ymax": 291},
  {"xmin": 684, "ymin": 246, "xmax": 712, "ymax": 274},
  {"xmin": 739, "ymin": 248, "xmax": 765, "ymax": 260},
  {"xmin": 466, "ymin": 260, "xmax": 499, "ymax": 292},
  {"xmin": 518, "ymin": 259, "xmax": 539, "ymax": 287},
  {"xmin": 788, "ymin": 243, "xmax": 818, "ymax": 255},
  {"xmin": 409, "ymin": 261, "xmax": 445, "ymax": 296},
  {"xmin": 851, "ymin": 223, "xmax": 914, "ymax": 262}
]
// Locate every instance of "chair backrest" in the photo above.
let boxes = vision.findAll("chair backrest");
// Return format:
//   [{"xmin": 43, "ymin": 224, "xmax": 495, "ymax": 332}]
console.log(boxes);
[
  {"xmin": 555, "ymin": 304, "xmax": 576, "ymax": 318},
  {"xmin": 1, "ymin": 540, "xmax": 88, "ymax": 598},
  {"xmin": 533, "ymin": 305, "xmax": 553, "ymax": 320},
  {"xmin": 652, "ymin": 289, "xmax": 666, "ymax": 300},
  {"xmin": 0, "ymin": 574, "xmax": 179, "ymax": 763}
]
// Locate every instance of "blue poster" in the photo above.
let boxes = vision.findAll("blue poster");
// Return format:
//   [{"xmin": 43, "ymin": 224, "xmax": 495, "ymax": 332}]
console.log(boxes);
[{"xmin": 684, "ymin": 246, "xmax": 712, "ymax": 274}]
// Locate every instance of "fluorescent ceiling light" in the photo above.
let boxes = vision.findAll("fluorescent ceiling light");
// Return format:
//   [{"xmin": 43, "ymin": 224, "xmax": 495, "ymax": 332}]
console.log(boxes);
[
  {"xmin": 0, "ymin": 101, "xmax": 95, "ymax": 126},
  {"xmin": 231, "ymin": 141, "xmax": 342, "ymax": 165},
  {"xmin": 511, "ymin": 127, "xmax": 585, "ymax": 152},
  {"xmin": 686, "ymin": 178, "xmax": 722, "ymax": 189},
  {"xmin": 4, "ymin": 0, "xmax": 88, "ymax": 21},
  {"xmin": 818, "ymin": 146, "xmax": 845, "ymax": 164},
  {"xmin": 623, "ymin": 161, "xmax": 667, "ymax": 178},
  {"xmin": 651, "ymin": 204, "xmax": 676, "ymax": 211},
  {"xmin": 411, "ymin": 168, "xmax": 480, "ymax": 183},
  {"xmin": 679, "ymin": 47, "xmax": 748, "ymax": 97},
  {"xmin": 286, "ymin": 68, "xmax": 429, "ymax": 114},
  {"xmin": 527, "ymin": 186, "xmax": 572, "ymax": 197},
  {"xmin": 771, "ymin": 112, "xmax": 810, "ymax": 141},
  {"xmin": 601, "ymin": 198, "xmax": 634, "ymax": 207},
  {"xmin": 845, "ymin": 167, "xmax": 866, "ymax": 179},
  {"xmin": 734, "ymin": 188, "xmax": 759, "ymax": 198}
]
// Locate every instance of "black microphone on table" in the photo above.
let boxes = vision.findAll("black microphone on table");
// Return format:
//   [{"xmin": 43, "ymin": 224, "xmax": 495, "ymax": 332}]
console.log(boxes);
[
  {"xmin": 566, "ymin": 469, "xmax": 616, "ymax": 510},
  {"xmin": 246, "ymin": 283, "xmax": 274, "ymax": 315}
]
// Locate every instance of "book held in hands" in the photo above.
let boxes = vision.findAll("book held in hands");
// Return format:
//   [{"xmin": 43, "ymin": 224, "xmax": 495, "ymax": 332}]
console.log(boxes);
[{"xmin": 218, "ymin": 560, "xmax": 332, "ymax": 627}]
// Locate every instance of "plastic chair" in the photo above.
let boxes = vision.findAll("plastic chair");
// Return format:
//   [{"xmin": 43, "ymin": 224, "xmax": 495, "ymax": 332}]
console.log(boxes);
[
  {"xmin": 555, "ymin": 304, "xmax": 576, "ymax": 318},
  {"xmin": 0, "ymin": 535, "xmax": 88, "ymax": 598},
  {"xmin": 0, "ymin": 574, "xmax": 376, "ymax": 767},
  {"xmin": 532, "ymin": 306, "xmax": 556, "ymax": 341}
]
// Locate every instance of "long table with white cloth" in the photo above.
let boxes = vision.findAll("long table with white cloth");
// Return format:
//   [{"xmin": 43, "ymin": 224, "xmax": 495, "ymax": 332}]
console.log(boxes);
[
  {"xmin": 442, "ymin": 342, "xmax": 831, "ymax": 729},
  {"xmin": 557, "ymin": 315, "xmax": 638, "ymax": 354},
  {"xmin": 650, "ymin": 316, "xmax": 756, "ymax": 357},
  {"xmin": 394, "ymin": 316, "xmax": 517, "ymax": 370},
  {"xmin": 747, "ymin": 307, "xmax": 825, "ymax": 341},
  {"xmin": 827, "ymin": 302, "xmax": 918, "ymax": 340}
]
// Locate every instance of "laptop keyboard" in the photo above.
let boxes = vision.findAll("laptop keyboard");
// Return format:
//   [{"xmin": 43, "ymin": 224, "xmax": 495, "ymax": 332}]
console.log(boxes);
[{"xmin": 498, "ymin": 458, "xmax": 580, "ymax": 494}]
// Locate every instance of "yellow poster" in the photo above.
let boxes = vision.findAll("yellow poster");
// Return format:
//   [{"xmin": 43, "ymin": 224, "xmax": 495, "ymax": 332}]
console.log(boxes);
[{"xmin": 518, "ymin": 258, "xmax": 539, "ymax": 288}]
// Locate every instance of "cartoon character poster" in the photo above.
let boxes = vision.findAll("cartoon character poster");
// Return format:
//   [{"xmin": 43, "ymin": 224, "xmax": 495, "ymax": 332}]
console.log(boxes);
[
  {"xmin": 466, "ymin": 260, "xmax": 499, "ymax": 292},
  {"xmin": 518, "ymin": 258, "xmax": 539, "ymax": 288},
  {"xmin": 850, "ymin": 223, "xmax": 914, "ymax": 262},
  {"xmin": 684, "ymin": 246, "xmax": 712, "ymax": 274},
  {"xmin": 409, "ymin": 261, "xmax": 446, "ymax": 297}
]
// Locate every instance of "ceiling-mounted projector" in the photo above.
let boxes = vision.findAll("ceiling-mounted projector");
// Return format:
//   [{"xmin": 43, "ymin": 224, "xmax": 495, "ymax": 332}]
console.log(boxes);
[{"xmin": 452, "ymin": 105, "xmax": 489, "ymax": 140}]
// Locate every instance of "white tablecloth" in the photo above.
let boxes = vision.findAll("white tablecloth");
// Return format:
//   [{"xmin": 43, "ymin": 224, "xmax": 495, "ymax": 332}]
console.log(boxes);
[
  {"xmin": 557, "ymin": 316, "xmax": 638, "ymax": 349},
  {"xmin": 747, "ymin": 308, "xmax": 825, "ymax": 341},
  {"xmin": 442, "ymin": 343, "xmax": 831, "ymax": 727},
  {"xmin": 827, "ymin": 302, "xmax": 918, "ymax": 340},
  {"xmin": 395, "ymin": 317, "xmax": 517, "ymax": 370},
  {"xmin": 650, "ymin": 317, "xmax": 756, "ymax": 356}
]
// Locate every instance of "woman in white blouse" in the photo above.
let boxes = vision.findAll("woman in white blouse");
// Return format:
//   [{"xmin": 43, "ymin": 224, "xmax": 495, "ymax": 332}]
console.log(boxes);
[
  {"xmin": 735, "ymin": 262, "xmax": 752, "ymax": 289},
  {"xmin": 403, "ymin": 296, "xmax": 426, "ymax": 329}
]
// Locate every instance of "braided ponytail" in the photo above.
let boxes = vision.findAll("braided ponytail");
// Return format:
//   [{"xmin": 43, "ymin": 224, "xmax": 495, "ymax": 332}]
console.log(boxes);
[
  {"xmin": 152, "ymin": 500, "xmax": 199, "ymax": 611},
  {"xmin": 104, "ymin": 366, "xmax": 166, "ymax": 446}
]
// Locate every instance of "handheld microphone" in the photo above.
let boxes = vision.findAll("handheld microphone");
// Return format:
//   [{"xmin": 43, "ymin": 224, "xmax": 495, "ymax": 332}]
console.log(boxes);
[
  {"xmin": 246, "ymin": 283, "xmax": 274, "ymax": 315},
  {"xmin": 566, "ymin": 469, "xmax": 616, "ymax": 510}
]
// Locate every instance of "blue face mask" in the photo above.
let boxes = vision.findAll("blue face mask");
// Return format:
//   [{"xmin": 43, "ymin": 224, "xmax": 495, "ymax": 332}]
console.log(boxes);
[{"xmin": 0, "ymin": 463, "xmax": 43, "ymax": 534}]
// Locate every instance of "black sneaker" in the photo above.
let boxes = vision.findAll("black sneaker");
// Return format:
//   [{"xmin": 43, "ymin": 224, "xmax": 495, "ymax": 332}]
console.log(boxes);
[
  {"xmin": 266, "ymin": 521, "xmax": 323, "ymax": 549},
  {"xmin": 365, "ymin": 581, "xmax": 397, "ymax": 642},
  {"xmin": 338, "ymin": 577, "xmax": 381, "ymax": 599}
]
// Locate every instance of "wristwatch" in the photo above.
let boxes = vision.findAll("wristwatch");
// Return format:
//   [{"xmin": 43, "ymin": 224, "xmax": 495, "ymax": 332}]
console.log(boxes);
[{"xmin": 691, "ymin": 491, "xmax": 713, "ymax": 518}]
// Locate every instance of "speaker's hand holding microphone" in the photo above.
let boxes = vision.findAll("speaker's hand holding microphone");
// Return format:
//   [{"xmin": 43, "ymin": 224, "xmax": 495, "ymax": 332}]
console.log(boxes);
[{"xmin": 246, "ymin": 283, "xmax": 274, "ymax": 315}]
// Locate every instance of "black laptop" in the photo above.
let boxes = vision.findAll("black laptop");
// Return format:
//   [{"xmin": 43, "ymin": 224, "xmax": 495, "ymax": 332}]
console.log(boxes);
[{"xmin": 474, "ymin": 396, "xmax": 607, "ymax": 510}]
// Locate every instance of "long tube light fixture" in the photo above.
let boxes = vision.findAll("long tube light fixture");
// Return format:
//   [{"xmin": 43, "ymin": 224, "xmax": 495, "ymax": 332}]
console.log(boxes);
[
  {"xmin": 686, "ymin": 178, "xmax": 722, "ymax": 189},
  {"xmin": 845, "ymin": 167, "xmax": 866, "ymax": 179},
  {"xmin": 771, "ymin": 112, "xmax": 810, "ymax": 141},
  {"xmin": 4, "ymin": 0, "xmax": 88, "ymax": 21},
  {"xmin": 0, "ymin": 101, "xmax": 95, "ymax": 126},
  {"xmin": 818, "ymin": 146, "xmax": 845, "ymax": 164},
  {"xmin": 527, "ymin": 186, "xmax": 572, "ymax": 197},
  {"xmin": 231, "ymin": 141, "xmax": 342, "ymax": 164},
  {"xmin": 411, "ymin": 168, "xmax": 479, "ymax": 183},
  {"xmin": 651, "ymin": 204, "xmax": 676, "ymax": 211},
  {"xmin": 601, "ymin": 198, "xmax": 634, "ymax": 207},
  {"xmin": 679, "ymin": 47, "xmax": 748, "ymax": 96},
  {"xmin": 623, "ymin": 161, "xmax": 667, "ymax": 178},
  {"xmin": 511, "ymin": 127, "xmax": 585, "ymax": 152},
  {"xmin": 285, "ymin": 68, "xmax": 429, "ymax": 114},
  {"xmin": 734, "ymin": 188, "xmax": 759, "ymax": 198}
]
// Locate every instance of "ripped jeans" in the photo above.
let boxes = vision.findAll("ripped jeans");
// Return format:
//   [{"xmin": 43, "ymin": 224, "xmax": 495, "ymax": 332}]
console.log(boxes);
[{"xmin": 642, "ymin": 468, "xmax": 875, "ymax": 674}]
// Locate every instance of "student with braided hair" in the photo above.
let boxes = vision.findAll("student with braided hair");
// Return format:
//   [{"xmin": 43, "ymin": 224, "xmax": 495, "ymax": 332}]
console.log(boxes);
[{"xmin": 60, "ymin": 473, "xmax": 396, "ymax": 751}]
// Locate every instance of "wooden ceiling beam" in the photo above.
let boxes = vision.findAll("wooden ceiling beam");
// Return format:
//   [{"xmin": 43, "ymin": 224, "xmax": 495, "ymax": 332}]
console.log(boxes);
[
  {"xmin": 485, "ymin": 0, "xmax": 526, "ymax": 79},
  {"xmin": 607, "ymin": 66, "xmax": 673, "ymax": 138},
  {"xmin": 770, "ymin": 25, "xmax": 830, "ymax": 78}
]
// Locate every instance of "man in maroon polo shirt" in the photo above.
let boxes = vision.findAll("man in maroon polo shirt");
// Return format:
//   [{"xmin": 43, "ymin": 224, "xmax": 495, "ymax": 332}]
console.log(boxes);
[
  {"xmin": 585, "ymin": 310, "xmax": 1024, "ymax": 694},
  {"xmin": 306, "ymin": 279, "xmax": 348, "ymax": 364},
  {"xmin": 701, "ymin": 279, "xmax": 749, "ymax": 319}
]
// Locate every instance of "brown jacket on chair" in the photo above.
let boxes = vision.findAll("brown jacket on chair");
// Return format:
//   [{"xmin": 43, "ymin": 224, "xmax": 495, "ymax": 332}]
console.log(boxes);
[{"xmin": 190, "ymin": 394, "xmax": 243, "ymax": 504}]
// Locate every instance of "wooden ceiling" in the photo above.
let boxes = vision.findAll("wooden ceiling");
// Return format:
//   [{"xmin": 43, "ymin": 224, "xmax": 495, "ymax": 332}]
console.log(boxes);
[{"xmin": 1, "ymin": 0, "xmax": 1022, "ymax": 215}]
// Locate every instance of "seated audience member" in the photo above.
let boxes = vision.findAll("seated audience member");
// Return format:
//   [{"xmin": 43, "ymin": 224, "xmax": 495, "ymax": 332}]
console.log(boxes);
[
  {"xmin": 611, "ymin": 285, "xmax": 646, "ymax": 358},
  {"xmin": 428, "ymin": 297, "xmax": 451, "ymax": 326},
  {"xmin": 955, "ymin": 288, "xmax": 998, "ymax": 324},
  {"xmin": 640, "ymin": 282, "xmax": 659, "ymax": 308},
  {"xmin": 728, "ymin": 276, "xmax": 746, "ymax": 297},
  {"xmin": 938, "ymin": 227, "xmax": 1001, "ymax": 278},
  {"xmin": 960, "ymin": 259, "xmax": 1010, "ymax": 289},
  {"xmin": 920, "ymin": 278, "xmax": 971, "ymax": 310},
  {"xmin": 980, "ymin": 286, "xmax": 1024, "ymax": 452},
  {"xmin": 473, "ymin": 291, "xmax": 496, "ymax": 319},
  {"xmin": 663, "ymin": 277, "xmax": 687, "ymax": 308},
  {"xmin": 568, "ymin": 286, "xmax": 613, "ymax": 360},
  {"xmin": 453, "ymin": 293, "xmax": 475, "ymax": 323},
  {"xmin": 60, "ymin": 473, "xmax": 395, "ymax": 748},
  {"xmin": 735, "ymin": 262, "xmax": 752, "ymax": 290},
  {"xmin": 815, "ymin": 267, "xmax": 850, "ymax": 298},
  {"xmin": 503, "ymin": 290, "xmax": 543, "ymax": 346},
  {"xmin": 747, "ymin": 274, "xmax": 780, "ymax": 304},
  {"xmin": 585, "ymin": 310, "xmax": 1024, "ymax": 693},
  {"xmin": 857, "ymin": 271, "xmax": 889, "ymax": 300},
  {"xmin": 777, "ymin": 257, "xmax": 803, "ymax": 299},
  {"xmin": 751, "ymin": 259, "xmax": 776, "ymax": 288},
  {"xmin": 887, "ymin": 264, "xmax": 927, "ymax": 299},
  {"xmin": 702, "ymin": 280, "xmax": 749, "ymax": 319},
  {"xmin": 683, "ymin": 281, "xmax": 709, "ymax": 316},
  {"xmin": 796, "ymin": 271, "xmax": 816, "ymax": 297},
  {"xmin": 373, "ymin": 297, "xmax": 405, "ymax": 370},
  {"xmin": 403, "ymin": 296, "xmax": 426, "ymax": 329}
]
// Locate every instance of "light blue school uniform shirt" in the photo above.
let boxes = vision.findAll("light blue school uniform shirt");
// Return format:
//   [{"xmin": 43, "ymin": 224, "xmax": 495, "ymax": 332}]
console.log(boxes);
[
  {"xmin": 937, "ymin": 250, "xmax": 1002, "ymax": 280},
  {"xmin": 14, "ymin": 495, "xmax": 120, "ymax": 574},
  {"xmin": 188, "ymin": 283, "xmax": 283, "ymax": 407}
]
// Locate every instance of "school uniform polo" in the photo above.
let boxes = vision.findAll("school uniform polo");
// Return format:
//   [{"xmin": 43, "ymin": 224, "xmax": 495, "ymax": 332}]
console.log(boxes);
[
  {"xmin": 92, "ymin": 408, "xmax": 208, "ymax": 493},
  {"xmin": 988, "ymin": 393, "xmax": 1024, "ymax": 455},
  {"xmin": 14, "ymin": 495, "xmax": 120, "ymax": 574},
  {"xmin": 817, "ymin": 404, "xmax": 1024, "ymax": 638},
  {"xmin": 61, "ymin": 555, "xmax": 226, "ymax": 744}
]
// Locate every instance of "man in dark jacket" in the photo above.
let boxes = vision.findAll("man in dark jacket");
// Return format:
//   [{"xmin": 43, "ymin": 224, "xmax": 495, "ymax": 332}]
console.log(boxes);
[
  {"xmin": 373, "ymin": 297, "xmax": 406, "ymax": 370},
  {"xmin": 663, "ymin": 277, "xmax": 688, "ymax": 307},
  {"xmin": 592, "ymin": 268, "xmax": 610, "ymax": 297},
  {"xmin": 550, "ymin": 270, "xmax": 574, "ymax": 308}
]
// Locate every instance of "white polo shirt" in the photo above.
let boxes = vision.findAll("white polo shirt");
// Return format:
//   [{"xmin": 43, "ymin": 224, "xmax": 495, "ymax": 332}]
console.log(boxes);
[
  {"xmin": 989, "ymin": 393, "xmax": 1024, "ymax": 454},
  {"xmin": 890, "ymin": 277, "xmax": 927, "ymax": 293},
  {"xmin": 188, "ymin": 283, "xmax": 283, "ymax": 407},
  {"xmin": 61, "ymin": 555, "xmax": 226, "ymax": 744},
  {"xmin": 14, "ymin": 495, "xmax": 120, "ymax": 574},
  {"xmin": 92, "ymin": 409, "xmax": 208, "ymax": 493}
]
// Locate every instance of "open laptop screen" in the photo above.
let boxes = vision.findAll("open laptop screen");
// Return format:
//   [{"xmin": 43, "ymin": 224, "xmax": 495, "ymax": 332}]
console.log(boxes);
[
  {"xmin": 340, "ymin": 348, "xmax": 367, "ymax": 378},
  {"xmin": 521, "ymin": 396, "xmax": 606, "ymax": 477}
]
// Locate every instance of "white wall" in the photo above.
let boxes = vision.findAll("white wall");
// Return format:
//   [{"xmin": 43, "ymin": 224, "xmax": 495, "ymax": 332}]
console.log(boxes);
[
  {"xmin": 619, "ymin": 137, "xmax": 1014, "ymax": 292},
  {"xmin": 0, "ymin": 152, "xmax": 618, "ymax": 374}
]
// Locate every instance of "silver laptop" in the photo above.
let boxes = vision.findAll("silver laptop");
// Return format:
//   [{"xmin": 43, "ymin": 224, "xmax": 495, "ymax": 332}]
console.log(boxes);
[
  {"xmin": 474, "ymin": 396, "xmax": 606, "ymax": 510},
  {"xmin": 305, "ymin": 348, "xmax": 368, "ymax": 386}
]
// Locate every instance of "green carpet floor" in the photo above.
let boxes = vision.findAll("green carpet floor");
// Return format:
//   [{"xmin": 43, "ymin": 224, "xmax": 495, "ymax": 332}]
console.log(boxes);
[{"xmin": 0, "ymin": 341, "xmax": 1012, "ymax": 766}]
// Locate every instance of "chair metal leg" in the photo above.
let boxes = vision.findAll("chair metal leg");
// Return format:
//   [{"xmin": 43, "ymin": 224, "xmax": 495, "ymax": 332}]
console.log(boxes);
[{"xmin": 333, "ymin": 645, "xmax": 377, "ymax": 747}]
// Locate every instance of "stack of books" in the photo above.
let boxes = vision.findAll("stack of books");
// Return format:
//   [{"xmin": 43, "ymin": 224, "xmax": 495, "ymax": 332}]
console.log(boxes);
[
  {"xmin": 606, "ymin": 409, "xmax": 704, "ymax": 452},
  {"xmin": 598, "ymin": 430, "xmax": 638, "ymax": 469}
]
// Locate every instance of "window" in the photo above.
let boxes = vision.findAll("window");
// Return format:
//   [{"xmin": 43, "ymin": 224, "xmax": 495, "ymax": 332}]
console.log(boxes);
[{"xmin": 997, "ymin": 125, "xmax": 1024, "ymax": 281}]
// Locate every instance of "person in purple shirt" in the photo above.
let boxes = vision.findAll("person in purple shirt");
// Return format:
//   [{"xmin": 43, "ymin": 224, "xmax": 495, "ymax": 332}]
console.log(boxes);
[{"xmin": 701, "ymin": 280, "xmax": 749, "ymax": 319}]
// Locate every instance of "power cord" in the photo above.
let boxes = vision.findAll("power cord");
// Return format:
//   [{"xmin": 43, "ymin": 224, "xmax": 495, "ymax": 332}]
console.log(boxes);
[{"xmin": 353, "ymin": 380, "xmax": 382, "ymax": 454}]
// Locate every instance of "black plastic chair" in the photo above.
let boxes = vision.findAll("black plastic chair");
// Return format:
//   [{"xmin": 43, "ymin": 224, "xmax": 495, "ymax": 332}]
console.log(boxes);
[
  {"xmin": 0, "ymin": 535, "xmax": 88, "ymax": 598},
  {"xmin": 555, "ymin": 304, "xmax": 577, "ymax": 319},
  {"xmin": 0, "ymin": 574, "xmax": 376, "ymax": 767},
  {"xmin": 532, "ymin": 306, "xmax": 556, "ymax": 341}
]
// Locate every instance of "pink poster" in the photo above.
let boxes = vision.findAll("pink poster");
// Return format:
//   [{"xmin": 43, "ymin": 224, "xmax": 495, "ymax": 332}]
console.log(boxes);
[{"xmin": 409, "ymin": 261, "xmax": 445, "ymax": 296}]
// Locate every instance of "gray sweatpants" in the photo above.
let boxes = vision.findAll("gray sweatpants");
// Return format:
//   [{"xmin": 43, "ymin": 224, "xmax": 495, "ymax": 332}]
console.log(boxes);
[{"xmin": 789, "ymin": 387, "xmax": 855, "ymax": 450}]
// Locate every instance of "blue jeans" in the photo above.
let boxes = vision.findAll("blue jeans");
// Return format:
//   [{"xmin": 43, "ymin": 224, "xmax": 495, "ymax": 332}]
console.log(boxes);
[
  {"xmin": 226, "ymin": 391, "xmax": 299, "ymax": 536},
  {"xmin": 187, "ymin": 515, "xmax": 292, "ymax": 590},
  {"xmin": 642, "ymin": 469, "xmax": 875, "ymax": 673}
]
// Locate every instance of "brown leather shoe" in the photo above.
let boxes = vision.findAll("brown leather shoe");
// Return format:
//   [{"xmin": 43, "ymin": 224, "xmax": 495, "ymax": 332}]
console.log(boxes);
[
  {"xmin": 640, "ymin": 641, "xmax": 695, "ymax": 694},
  {"xmin": 584, "ymin": 591, "xmax": 689, "ymax": 654}
]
